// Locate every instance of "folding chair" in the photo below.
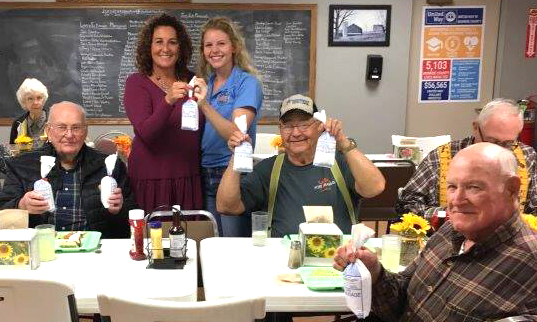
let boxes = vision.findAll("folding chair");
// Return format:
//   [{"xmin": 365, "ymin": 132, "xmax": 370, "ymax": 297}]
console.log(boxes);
[
  {"xmin": 0, "ymin": 276, "xmax": 78, "ymax": 322},
  {"xmin": 359, "ymin": 159, "xmax": 415, "ymax": 236},
  {"xmin": 98, "ymin": 293, "xmax": 265, "ymax": 322}
]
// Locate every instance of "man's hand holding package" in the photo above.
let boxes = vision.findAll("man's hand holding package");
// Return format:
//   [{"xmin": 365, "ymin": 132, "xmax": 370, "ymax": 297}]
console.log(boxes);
[
  {"xmin": 333, "ymin": 242, "xmax": 383, "ymax": 284},
  {"xmin": 107, "ymin": 188, "xmax": 123, "ymax": 215},
  {"xmin": 18, "ymin": 191, "xmax": 50, "ymax": 214},
  {"xmin": 227, "ymin": 130, "xmax": 251, "ymax": 151},
  {"xmin": 322, "ymin": 118, "xmax": 352, "ymax": 151}
]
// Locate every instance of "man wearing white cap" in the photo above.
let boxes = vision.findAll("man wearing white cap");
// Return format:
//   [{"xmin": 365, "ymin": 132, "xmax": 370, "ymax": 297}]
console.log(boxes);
[{"xmin": 216, "ymin": 94, "xmax": 385, "ymax": 237}]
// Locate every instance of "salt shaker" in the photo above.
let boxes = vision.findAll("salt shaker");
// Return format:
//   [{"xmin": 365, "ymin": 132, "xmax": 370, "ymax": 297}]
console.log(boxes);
[{"xmin": 288, "ymin": 240, "xmax": 303, "ymax": 269}]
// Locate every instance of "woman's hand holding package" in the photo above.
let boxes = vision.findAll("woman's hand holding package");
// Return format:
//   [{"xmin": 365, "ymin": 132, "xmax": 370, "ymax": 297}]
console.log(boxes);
[
  {"xmin": 333, "ymin": 242, "xmax": 383, "ymax": 284},
  {"xmin": 18, "ymin": 191, "xmax": 50, "ymax": 214},
  {"xmin": 227, "ymin": 130, "xmax": 251, "ymax": 151},
  {"xmin": 192, "ymin": 77, "xmax": 209, "ymax": 108},
  {"xmin": 107, "ymin": 188, "xmax": 123, "ymax": 215},
  {"xmin": 165, "ymin": 81, "xmax": 190, "ymax": 105}
]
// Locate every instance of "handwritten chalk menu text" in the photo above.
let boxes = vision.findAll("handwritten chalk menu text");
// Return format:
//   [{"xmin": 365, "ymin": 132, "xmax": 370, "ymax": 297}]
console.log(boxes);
[{"xmin": 0, "ymin": 4, "xmax": 315, "ymax": 124}]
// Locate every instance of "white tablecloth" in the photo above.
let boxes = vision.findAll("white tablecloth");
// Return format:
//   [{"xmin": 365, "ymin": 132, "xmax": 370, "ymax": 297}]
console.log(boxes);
[
  {"xmin": 3, "ymin": 238, "xmax": 198, "ymax": 313},
  {"xmin": 200, "ymin": 237, "xmax": 350, "ymax": 313}
]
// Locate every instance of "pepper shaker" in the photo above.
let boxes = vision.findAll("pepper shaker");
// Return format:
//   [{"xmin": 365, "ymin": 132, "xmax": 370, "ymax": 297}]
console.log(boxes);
[{"xmin": 288, "ymin": 240, "xmax": 303, "ymax": 269}]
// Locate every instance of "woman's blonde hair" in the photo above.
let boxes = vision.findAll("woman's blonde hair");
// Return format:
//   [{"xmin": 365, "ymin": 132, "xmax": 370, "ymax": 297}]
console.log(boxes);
[
  {"xmin": 16, "ymin": 78, "xmax": 48, "ymax": 110},
  {"xmin": 197, "ymin": 17, "xmax": 257, "ymax": 79}
]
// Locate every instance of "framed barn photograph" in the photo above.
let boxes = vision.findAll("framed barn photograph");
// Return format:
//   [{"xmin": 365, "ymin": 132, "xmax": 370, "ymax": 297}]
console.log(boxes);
[{"xmin": 328, "ymin": 5, "xmax": 391, "ymax": 47}]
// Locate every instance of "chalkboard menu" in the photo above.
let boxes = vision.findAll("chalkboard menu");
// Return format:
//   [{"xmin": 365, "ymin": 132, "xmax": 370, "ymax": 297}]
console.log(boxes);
[{"xmin": 0, "ymin": 3, "xmax": 316, "ymax": 125}]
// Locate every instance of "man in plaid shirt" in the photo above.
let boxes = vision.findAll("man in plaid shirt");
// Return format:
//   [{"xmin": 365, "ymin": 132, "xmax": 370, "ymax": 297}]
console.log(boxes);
[
  {"xmin": 0, "ymin": 102, "xmax": 135, "ymax": 238},
  {"xmin": 396, "ymin": 98, "xmax": 537, "ymax": 220},
  {"xmin": 334, "ymin": 143, "xmax": 537, "ymax": 321}
]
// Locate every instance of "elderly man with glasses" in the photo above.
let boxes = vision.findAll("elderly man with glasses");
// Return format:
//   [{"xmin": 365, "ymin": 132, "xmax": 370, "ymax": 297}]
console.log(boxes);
[
  {"xmin": 397, "ymin": 98, "xmax": 537, "ymax": 221},
  {"xmin": 216, "ymin": 94, "xmax": 385, "ymax": 237},
  {"xmin": 0, "ymin": 101, "xmax": 136, "ymax": 238}
]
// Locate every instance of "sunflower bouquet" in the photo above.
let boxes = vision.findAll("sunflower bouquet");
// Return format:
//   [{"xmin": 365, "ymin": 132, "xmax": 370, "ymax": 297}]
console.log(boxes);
[
  {"xmin": 522, "ymin": 214, "xmax": 537, "ymax": 231},
  {"xmin": 390, "ymin": 213, "xmax": 430, "ymax": 238},
  {"xmin": 390, "ymin": 213, "xmax": 430, "ymax": 267}
]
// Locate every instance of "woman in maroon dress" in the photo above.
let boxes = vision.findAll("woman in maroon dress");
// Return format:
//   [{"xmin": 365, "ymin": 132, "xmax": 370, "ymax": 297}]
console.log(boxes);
[{"xmin": 124, "ymin": 13, "xmax": 204, "ymax": 212}]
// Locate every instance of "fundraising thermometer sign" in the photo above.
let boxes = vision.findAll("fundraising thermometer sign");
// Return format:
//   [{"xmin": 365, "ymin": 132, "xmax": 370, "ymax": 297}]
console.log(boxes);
[{"xmin": 419, "ymin": 6, "xmax": 485, "ymax": 103}]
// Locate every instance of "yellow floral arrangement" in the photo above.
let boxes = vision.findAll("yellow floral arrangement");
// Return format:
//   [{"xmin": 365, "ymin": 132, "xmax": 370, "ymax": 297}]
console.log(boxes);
[
  {"xmin": 270, "ymin": 135, "xmax": 283, "ymax": 148},
  {"xmin": 390, "ymin": 213, "xmax": 430, "ymax": 238},
  {"xmin": 14, "ymin": 136, "xmax": 32, "ymax": 144},
  {"xmin": 112, "ymin": 135, "xmax": 132, "ymax": 158},
  {"xmin": 522, "ymin": 214, "xmax": 537, "ymax": 231}
]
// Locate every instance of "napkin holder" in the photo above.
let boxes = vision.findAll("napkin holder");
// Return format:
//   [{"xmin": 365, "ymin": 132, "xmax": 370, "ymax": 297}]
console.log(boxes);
[
  {"xmin": 393, "ymin": 138, "xmax": 421, "ymax": 164},
  {"xmin": 299, "ymin": 223, "xmax": 343, "ymax": 266},
  {"xmin": 0, "ymin": 228, "xmax": 40, "ymax": 270}
]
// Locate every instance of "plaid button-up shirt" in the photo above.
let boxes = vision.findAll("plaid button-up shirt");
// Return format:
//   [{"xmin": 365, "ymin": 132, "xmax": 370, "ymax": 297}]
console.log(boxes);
[
  {"xmin": 53, "ymin": 165, "xmax": 85, "ymax": 231},
  {"xmin": 371, "ymin": 214, "xmax": 537, "ymax": 321},
  {"xmin": 396, "ymin": 136, "xmax": 537, "ymax": 218}
]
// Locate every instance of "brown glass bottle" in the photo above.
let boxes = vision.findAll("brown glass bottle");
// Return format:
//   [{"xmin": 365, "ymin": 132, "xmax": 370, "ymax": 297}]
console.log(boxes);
[{"xmin": 169, "ymin": 205, "xmax": 185, "ymax": 258}]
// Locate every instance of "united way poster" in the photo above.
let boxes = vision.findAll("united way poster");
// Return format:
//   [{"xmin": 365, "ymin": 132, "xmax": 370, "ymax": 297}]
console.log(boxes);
[{"xmin": 419, "ymin": 6, "xmax": 485, "ymax": 103}]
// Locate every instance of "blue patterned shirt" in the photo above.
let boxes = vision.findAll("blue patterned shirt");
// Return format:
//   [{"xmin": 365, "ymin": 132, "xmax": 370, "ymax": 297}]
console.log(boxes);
[{"xmin": 54, "ymin": 165, "xmax": 85, "ymax": 231}]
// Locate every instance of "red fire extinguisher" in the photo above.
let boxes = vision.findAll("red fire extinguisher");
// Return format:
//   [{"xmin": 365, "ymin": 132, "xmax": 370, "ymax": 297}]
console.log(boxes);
[{"xmin": 518, "ymin": 95, "xmax": 536, "ymax": 147}]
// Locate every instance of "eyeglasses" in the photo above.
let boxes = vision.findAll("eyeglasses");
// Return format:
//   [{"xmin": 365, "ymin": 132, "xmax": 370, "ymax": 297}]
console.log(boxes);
[
  {"xmin": 280, "ymin": 121, "xmax": 316, "ymax": 134},
  {"xmin": 48, "ymin": 124, "xmax": 87, "ymax": 136},
  {"xmin": 477, "ymin": 126, "xmax": 518, "ymax": 150}
]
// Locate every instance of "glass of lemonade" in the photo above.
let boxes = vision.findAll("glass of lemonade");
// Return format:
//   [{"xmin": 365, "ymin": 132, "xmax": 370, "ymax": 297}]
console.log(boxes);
[
  {"xmin": 381, "ymin": 234, "xmax": 402, "ymax": 272},
  {"xmin": 35, "ymin": 224, "xmax": 56, "ymax": 262},
  {"xmin": 251, "ymin": 211, "xmax": 269, "ymax": 246}
]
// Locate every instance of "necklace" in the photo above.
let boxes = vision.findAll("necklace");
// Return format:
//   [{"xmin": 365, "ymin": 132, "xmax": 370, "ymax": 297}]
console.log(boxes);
[{"xmin": 155, "ymin": 75, "xmax": 174, "ymax": 94}]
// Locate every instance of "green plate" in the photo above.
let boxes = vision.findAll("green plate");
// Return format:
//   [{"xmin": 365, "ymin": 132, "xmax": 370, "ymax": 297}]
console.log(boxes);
[
  {"xmin": 298, "ymin": 266, "xmax": 343, "ymax": 291},
  {"xmin": 55, "ymin": 231, "xmax": 102, "ymax": 252}
]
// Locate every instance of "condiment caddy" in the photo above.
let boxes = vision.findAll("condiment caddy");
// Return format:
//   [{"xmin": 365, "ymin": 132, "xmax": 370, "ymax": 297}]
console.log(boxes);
[{"xmin": 144, "ymin": 205, "xmax": 188, "ymax": 269}]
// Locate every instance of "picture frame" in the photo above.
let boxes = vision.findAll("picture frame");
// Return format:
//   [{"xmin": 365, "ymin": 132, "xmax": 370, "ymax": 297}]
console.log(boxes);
[
  {"xmin": 328, "ymin": 5, "xmax": 391, "ymax": 47},
  {"xmin": 57, "ymin": 0, "xmax": 190, "ymax": 2}
]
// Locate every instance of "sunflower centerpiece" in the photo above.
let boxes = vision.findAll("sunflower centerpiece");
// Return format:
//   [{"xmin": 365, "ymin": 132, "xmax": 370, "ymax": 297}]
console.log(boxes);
[
  {"xmin": 389, "ymin": 213, "xmax": 430, "ymax": 266},
  {"xmin": 0, "ymin": 228, "xmax": 39, "ymax": 269},
  {"xmin": 299, "ymin": 222, "xmax": 343, "ymax": 266}
]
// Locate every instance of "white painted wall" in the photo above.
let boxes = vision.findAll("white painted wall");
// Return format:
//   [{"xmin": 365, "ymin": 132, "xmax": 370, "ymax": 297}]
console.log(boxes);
[{"xmin": 494, "ymin": 0, "xmax": 537, "ymax": 100}]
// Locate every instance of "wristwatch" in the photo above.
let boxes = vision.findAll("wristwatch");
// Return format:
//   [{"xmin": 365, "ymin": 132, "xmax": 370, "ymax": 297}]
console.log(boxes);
[{"xmin": 340, "ymin": 138, "xmax": 357, "ymax": 154}]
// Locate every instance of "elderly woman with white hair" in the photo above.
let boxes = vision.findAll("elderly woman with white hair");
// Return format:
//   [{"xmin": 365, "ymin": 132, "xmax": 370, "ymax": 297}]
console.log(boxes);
[{"xmin": 10, "ymin": 78, "xmax": 49, "ymax": 144}]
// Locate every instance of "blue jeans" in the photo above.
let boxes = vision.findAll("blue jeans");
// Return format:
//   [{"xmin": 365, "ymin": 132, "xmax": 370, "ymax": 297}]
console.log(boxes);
[{"xmin": 202, "ymin": 166, "xmax": 251, "ymax": 237}]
